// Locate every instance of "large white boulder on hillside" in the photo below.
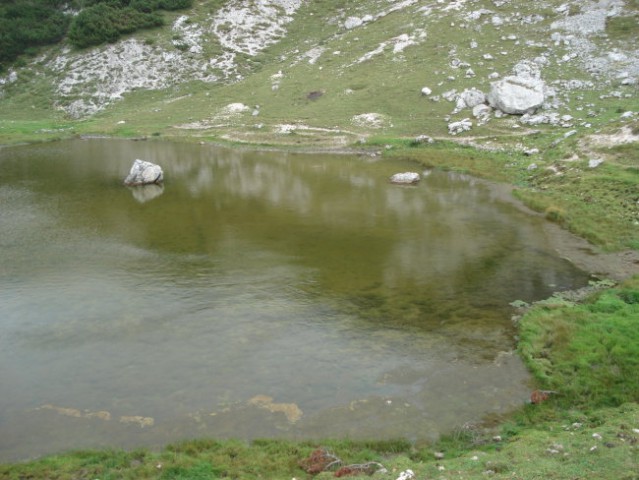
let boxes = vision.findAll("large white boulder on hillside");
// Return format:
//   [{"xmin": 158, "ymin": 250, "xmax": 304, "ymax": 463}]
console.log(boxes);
[
  {"xmin": 488, "ymin": 75, "xmax": 546, "ymax": 115},
  {"xmin": 124, "ymin": 159, "xmax": 164, "ymax": 186}
]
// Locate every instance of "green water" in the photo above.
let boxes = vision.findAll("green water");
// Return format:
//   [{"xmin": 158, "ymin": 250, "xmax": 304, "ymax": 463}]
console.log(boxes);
[{"xmin": 0, "ymin": 139, "xmax": 590, "ymax": 461}]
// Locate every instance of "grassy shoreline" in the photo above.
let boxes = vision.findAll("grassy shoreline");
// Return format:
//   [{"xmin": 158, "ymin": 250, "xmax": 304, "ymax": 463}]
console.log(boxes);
[{"xmin": 1, "ymin": 127, "xmax": 638, "ymax": 478}]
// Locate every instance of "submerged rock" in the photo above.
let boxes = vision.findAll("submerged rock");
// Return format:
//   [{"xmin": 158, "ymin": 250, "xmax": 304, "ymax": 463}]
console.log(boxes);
[
  {"xmin": 389, "ymin": 172, "xmax": 421, "ymax": 185},
  {"xmin": 124, "ymin": 159, "xmax": 164, "ymax": 186}
]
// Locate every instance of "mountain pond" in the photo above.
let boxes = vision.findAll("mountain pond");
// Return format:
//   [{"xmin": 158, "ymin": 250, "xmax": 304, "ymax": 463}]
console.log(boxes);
[{"xmin": 0, "ymin": 139, "xmax": 591, "ymax": 461}]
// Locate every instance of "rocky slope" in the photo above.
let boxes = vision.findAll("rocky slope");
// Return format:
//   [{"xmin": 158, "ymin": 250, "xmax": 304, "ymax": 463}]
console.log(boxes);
[{"xmin": 0, "ymin": 0, "xmax": 637, "ymax": 144}]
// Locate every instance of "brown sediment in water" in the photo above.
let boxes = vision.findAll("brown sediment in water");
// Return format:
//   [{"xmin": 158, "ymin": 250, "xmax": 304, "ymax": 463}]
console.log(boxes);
[
  {"xmin": 37, "ymin": 404, "xmax": 112, "ymax": 421},
  {"xmin": 248, "ymin": 395, "xmax": 303, "ymax": 424}
]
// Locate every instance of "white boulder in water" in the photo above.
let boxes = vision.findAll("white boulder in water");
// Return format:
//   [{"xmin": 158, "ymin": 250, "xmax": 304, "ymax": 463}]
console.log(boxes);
[
  {"xmin": 124, "ymin": 159, "xmax": 164, "ymax": 186},
  {"xmin": 389, "ymin": 172, "xmax": 421, "ymax": 185}
]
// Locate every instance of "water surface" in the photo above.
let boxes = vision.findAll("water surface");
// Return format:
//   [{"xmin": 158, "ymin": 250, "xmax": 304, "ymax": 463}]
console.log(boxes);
[{"xmin": 0, "ymin": 139, "xmax": 589, "ymax": 461}]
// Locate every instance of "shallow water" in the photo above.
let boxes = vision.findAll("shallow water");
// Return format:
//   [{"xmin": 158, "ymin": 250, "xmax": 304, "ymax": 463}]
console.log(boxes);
[{"xmin": 0, "ymin": 139, "xmax": 590, "ymax": 461}]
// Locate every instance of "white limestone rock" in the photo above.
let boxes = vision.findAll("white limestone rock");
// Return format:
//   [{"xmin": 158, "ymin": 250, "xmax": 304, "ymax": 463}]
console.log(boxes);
[
  {"xmin": 124, "ymin": 159, "xmax": 164, "ymax": 186},
  {"xmin": 488, "ymin": 76, "xmax": 545, "ymax": 114},
  {"xmin": 389, "ymin": 172, "xmax": 421, "ymax": 185},
  {"xmin": 473, "ymin": 104, "xmax": 492, "ymax": 121},
  {"xmin": 460, "ymin": 88, "xmax": 487, "ymax": 109},
  {"xmin": 448, "ymin": 118, "xmax": 473, "ymax": 135}
]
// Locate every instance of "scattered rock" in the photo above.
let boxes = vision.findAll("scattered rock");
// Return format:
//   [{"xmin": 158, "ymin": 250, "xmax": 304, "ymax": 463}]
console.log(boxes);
[
  {"xmin": 222, "ymin": 102, "xmax": 251, "ymax": 115},
  {"xmin": 448, "ymin": 118, "xmax": 472, "ymax": 135},
  {"xmin": 351, "ymin": 112, "xmax": 391, "ymax": 129},
  {"xmin": 520, "ymin": 112, "xmax": 561, "ymax": 126},
  {"xmin": 124, "ymin": 159, "xmax": 164, "ymax": 186},
  {"xmin": 459, "ymin": 88, "xmax": 487, "ymax": 109},
  {"xmin": 306, "ymin": 90, "xmax": 324, "ymax": 100},
  {"xmin": 442, "ymin": 89, "xmax": 458, "ymax": 102},
  {"xmin": 513, "ymin": 60, "xmax": 542, "ymax": 79},
  {"xmin": 396, "ymin": 469, "xmax": 415, "ymax": 480},
  {"xmin": 588, "ymin": 158, "xmax": 604, "ymax": 168},
  {"xmin": 564, "ymin": 129, "xmax": 577, "ymax": 138},
  {"xmin": 473, "ymin": 104, "xmax": 492, "ymax": 124},
  {"xmin": 389, "ymin": 172, "xmax": 421, "ymax": 185},
  {"xmin": 421, "ymin": 86, "xmax": 432, "ymax": 96},
  {"xmin": 414, "ymin": 134, "xmax": 434, "ymax": 144},
  {"xmin": 344, "ymin": 16, "xmax": 368, "ymax": 29}
]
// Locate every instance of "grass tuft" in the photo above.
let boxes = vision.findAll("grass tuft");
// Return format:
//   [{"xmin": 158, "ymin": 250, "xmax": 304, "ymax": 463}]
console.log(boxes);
[{"xmin": 519, "ymin": 276, "xmax": 639, "ymax": 408}]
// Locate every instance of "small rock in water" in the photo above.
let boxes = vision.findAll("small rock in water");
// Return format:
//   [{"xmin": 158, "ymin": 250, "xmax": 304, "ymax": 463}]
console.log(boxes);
[
  {"xmin": 124, "ymin": 159, "xmax": 164, "ymax": 186},
  {"xmin": 390, "ymin": 172, "xmax": 421, "ymax": 185}
]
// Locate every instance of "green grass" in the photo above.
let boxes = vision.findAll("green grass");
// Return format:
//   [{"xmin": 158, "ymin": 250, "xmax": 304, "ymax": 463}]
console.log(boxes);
[
  {"xmin": 519, "ymin": 276, "xmax": 639, "ymax": 408},
  {"xmin": 512, "ymin": 157, "xmax": 639, "ymax": 250}
]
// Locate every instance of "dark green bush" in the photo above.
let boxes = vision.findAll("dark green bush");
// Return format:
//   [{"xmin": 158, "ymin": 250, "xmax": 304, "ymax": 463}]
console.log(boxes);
[
  {"xmin": 0, "ymin": 1, "xmax": 69, "ymax": 70},
  {"xmin": 68, "ymin": 4, "xmax": 121, "ymax": 47},
  {"xmin": 68, "ymin": 3, "xmax": 164, "ymax": 47},
  {"xmin": 158, "ymin": 0, "xmax": 193, "ymax": 10},
  {"xmin": 0, "ymin": 0, "xmax": 192, "ymax": 67}
]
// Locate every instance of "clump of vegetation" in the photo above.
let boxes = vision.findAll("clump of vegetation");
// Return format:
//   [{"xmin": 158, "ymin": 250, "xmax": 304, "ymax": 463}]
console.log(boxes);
[
  {"xmin": 0, "ymin": 0, "xmax": 194, "ymax": 70},
  {"xmin": 519, "ymin": 276, "xmax": 639, "ymax": 408},
  {"xmin": 0, "ymin": 0, "xmax": 69, "ymax": 70},
  {"xmin": 606, "ymin": 14, "xmax": 639, "ymax": 39},
  {"xmin": 67, "ymin": 3, "xmax": 164, "ymax": 48},
  {"xmin": 68, "ymin": 0, "xmax": 193, "ymax": 48}
]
